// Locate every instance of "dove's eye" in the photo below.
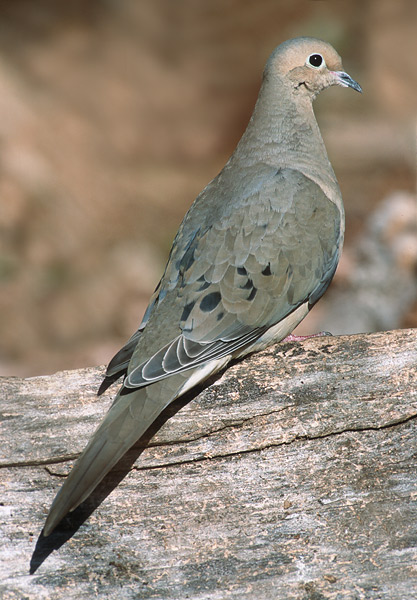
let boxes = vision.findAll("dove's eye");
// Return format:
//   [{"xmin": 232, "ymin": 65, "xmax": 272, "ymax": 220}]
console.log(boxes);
[{"xmin": 307, "ymin": 53, "xmax": 324, "ymax": 68}]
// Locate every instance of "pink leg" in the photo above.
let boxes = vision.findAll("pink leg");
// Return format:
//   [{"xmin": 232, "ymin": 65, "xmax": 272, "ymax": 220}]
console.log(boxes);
[{"xmin": 282, "ymin": 331, "xmax": 332, "ymax": 342}]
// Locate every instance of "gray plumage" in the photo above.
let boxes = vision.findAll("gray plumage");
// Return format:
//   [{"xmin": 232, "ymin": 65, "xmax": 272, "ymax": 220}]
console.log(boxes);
[{"xmin": 43, "ymin": 37, "xmax": 361, "ymax": 536}]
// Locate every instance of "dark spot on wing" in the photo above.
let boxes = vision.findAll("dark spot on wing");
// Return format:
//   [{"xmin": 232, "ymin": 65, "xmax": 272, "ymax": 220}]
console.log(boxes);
[
  {"xmin": 181, "ymin": 246, "xmax": 196, "ymax": 273},
  {"xmin": 247, "ymin": 287, "xmax": 257, "ymax": 301},
  {"xmin": 217, "ymin": 311, "xmax": 224, "ymax": 321},
  {"xmin": 262, "ymin": 263, "xmax": 272, "ymax": 276},
  {"xmin": 197, "ymin": 279, "xmax": 211, "ymax": 291},
  {"xmin": 181, "ymin": 301, "xmax": 195, "ymax": 322},
  {"xmin": 177, "ymin": 229, "xmax": 200, "ymax": 275},
  {"xmin": 200, "ymin": 291, "xmax": 221, "ymax": 313},
  {"xmin": 237, "ymin": 266, "xmax": 247, "ymax": 276},
  {"xmin": 240, "ymin": 278, "xmax": 253, "ymax": 290}
]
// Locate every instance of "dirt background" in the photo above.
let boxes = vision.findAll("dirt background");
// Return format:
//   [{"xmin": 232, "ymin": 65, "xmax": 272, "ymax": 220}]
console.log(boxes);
[{"xmin": 0, "ymin": 0, "xmax": 415, "ymax": 376}]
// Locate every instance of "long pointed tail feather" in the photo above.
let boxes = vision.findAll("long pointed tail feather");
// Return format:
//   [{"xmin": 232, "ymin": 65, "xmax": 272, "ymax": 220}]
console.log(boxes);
[{"xmin": 43, "ymin": 372, "xmax": 191, "ymax": 536}]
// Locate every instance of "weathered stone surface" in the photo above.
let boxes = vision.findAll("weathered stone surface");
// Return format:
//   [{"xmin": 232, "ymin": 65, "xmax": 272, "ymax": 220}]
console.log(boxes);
[{"xmin": 1, "ymin": 329, "xmax": 417, "ymax": 599}]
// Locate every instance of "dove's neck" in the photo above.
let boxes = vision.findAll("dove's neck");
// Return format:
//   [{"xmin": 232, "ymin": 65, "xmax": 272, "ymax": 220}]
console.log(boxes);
[{"xmin": 231, "ymin": 78, "xmax": 341, "ymax": 204}]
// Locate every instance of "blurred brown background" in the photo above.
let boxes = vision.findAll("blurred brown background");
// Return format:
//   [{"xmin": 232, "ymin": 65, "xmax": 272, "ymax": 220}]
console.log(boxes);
[{"xmin": 0, "ymin": 0, "xmax": 415, "ymax": 376}]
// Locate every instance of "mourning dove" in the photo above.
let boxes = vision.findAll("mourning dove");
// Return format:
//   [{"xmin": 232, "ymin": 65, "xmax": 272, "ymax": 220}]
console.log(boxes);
[{"xmin": 43, "ymin": 37, "xmax": 361, "ymax": 536}]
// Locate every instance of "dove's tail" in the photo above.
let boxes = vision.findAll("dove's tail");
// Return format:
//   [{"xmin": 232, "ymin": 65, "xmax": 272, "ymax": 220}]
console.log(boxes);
[{"xmin": 43, "ymin": 370, "xmax": 193, "ymax": 537}]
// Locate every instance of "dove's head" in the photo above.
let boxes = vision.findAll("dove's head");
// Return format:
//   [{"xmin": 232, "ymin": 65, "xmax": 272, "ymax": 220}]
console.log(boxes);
[{"xmin": 265, "ymin": 37, "xmax": 362, "ymax": 98}]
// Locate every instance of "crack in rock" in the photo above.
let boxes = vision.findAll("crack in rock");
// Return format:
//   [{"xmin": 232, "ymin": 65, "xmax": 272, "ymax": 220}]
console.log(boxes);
[
  {"xmin": 2, "ymin": 411, "xmax": 416, "ymax": 473},
  {"xmin": 132, "ymin": 412, "xmax": 417, "ymax": 471}
]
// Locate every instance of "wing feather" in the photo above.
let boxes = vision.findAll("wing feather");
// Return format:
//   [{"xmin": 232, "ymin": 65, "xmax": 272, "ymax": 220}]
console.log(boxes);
[{"xmin": 104, "ymin": 168, "xmax": 341, "ymax": 392}]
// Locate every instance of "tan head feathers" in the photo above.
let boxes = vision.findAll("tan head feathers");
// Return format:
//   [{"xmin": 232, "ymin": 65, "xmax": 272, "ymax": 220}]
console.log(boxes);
[{"xmin": 265, "ymin": 37, "xmax": 362, "ymax": 96}]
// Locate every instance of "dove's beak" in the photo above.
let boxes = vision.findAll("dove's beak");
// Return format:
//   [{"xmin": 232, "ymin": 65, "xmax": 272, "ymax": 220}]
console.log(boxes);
[{"xmin": 333, "ymin": 71, "xmax": 362, "ymax": 93}]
